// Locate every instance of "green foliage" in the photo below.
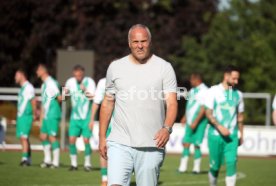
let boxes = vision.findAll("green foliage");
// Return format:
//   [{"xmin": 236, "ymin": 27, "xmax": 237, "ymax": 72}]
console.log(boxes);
[{"xmin": 172, "ymin": 0, "xmax": 276, "ymax": 93}]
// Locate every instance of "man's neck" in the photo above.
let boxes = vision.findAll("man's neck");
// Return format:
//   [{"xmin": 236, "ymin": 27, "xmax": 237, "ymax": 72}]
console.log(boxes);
[
  {"xmin": 42, "ymin": 74, "xmax": 49, "ymax": 82},
  {"xmin": 20, "ymin": 80, "xmax": 27, "ymax": 87},
  {"xmin": 130, "ymin": 54, "xmax": 152, "ymax": 64},
  {"xmin": 222, "ymin": 81, "xmax": 230, "ymax": 90}
]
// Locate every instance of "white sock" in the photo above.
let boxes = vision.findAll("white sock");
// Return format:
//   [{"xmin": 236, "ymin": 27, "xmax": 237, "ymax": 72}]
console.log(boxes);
[
  {"xmin": 102, "ymin": 175, "xmax": 108, "ymax": 182},
  {"xmin": 178, "ymin": 156, "xmax": 189, "ymax": 172},
  {"xmin": 52, "ymin": 148, "xmax": 60, "ymax": 167},
  {"xmin": 209, "ymin": 172, "xmax": 217, "ymax": 186},
  {"xmin": 43, "ymin": 144, "xmax": 51, "ymax": 164},
  {"xmin": 70, "ymin": 154, "xmax": 77, "ymax": 167},
  {"xmin": 192, "ymin": 158, "xmax": 201, "ymax": 173},
  {"xmin": 21, "ymin": 156, "xmax": 28, "ymax": 161},
  {"xmin": 84, "ymin": 155, "xmax": 91, "ymax": 167},
  {"xmin": 226, "ymin": 174, "xmax": 236, "ymax": 186}
]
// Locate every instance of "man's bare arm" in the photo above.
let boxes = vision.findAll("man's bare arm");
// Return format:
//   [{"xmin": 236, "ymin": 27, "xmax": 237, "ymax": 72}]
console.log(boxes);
[
  {"xmin": 273, "ymin": 110, "xmax": 276, "ymax": 126},
  {"xmin": 89, "ymin": 103, "xmax": 100, "ymax": 130},
  {"xmin": 99, "ymin": 95, "xmax": 115, "ymax": 159},
  {"xmin": 190, "ymin": 106, "xmax": 205, "ymax": 130},
  {"xmin": 238, "ymin": 112, "xmax": 244, "ymax": 145},
  {"xmin": 155, "ymin": 92, "xmax": 178, "ymax": 148},
  {"xmin": 206, "ymin": 108, "xmax": 230, "ymax": 136}
]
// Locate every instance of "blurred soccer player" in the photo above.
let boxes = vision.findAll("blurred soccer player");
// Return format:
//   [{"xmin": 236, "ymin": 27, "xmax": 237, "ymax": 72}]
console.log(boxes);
[
  {"xmin": 178, "ymin": 73, "xmax": 208, "ymax": 173},
  {"xmin": 272, "ymin": 95, "xmax": 276, "ymax": 125},
  {"xmin": 99, "ymin": 24, "xmax": 178, "ymax": 186},
  {"xmin": 89, "ymin": 77, "xmax": 110, "ymax": 186},
  {"xmin": 15, "ymin": 69, "xmax": 36, "ymax": 166},
  {"xmin": 36, "ymin": 64, "xmax": 61, "ymax": 168},
  {"xmin": 205, "ymin": 65, "xmax": 244, "ymax": 186},
  {"xmin": 64, "ymin": 65, "xmax": 95, "ymax": 171}
]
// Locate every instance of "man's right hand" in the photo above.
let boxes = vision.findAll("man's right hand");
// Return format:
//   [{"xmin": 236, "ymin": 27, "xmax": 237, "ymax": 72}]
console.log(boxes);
[
  {"xmin": 217, "ymin": 125, "xmax": 230, "ymax": 137},
  {"xmin": 99, "ymin": 137, "xmax": 107, "ymax": 160}
]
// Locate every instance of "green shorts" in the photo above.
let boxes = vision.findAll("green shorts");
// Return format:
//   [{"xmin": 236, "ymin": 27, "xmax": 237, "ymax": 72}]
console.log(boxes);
[
  {"xmin": 16, "ymin": 115, "xmax": 33, "ymax": 138},
  {"xmin": 69, "ymin": 119, "xmax": 91, "ymax": 139},
  {"xmin": 41, "ymin": 118, "xmax": 60, "ymax": 136},
  {"xmin": 208, "ymin": 134, "xmax": 238, "ymax": 171},
  {"xmin": 182, "ymin": 120, "xmax": 207, "ymax": 146}
]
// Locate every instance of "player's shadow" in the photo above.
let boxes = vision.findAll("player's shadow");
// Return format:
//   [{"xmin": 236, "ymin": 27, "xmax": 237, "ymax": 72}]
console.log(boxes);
[{"xmin": 130, "ymin": 181, "xmax": 163, "ymax": 186}]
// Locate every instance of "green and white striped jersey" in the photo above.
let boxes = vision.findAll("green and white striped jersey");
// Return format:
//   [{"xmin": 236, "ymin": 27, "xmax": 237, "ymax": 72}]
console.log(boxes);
[
  {"xmin": 186, "ymin": 83, "xmax": 208, "ymax": 125},
  {"xmin": 17, "ymin": 81, "xmax": 35, "ymax": 117},
  {"xmin": 273, "ymin": 95, "xmax": 276, "ymax": 110},
  {"xmin": 205, "ymin": 83, "xmax": 244, "ymax": 137},
  {"xmin": 41, "ymin": 76, "xmax": 61, "ymax": 119},
  {"xmin": 65, "ymin": 77, "xmax": 96, "ymax": 120}
]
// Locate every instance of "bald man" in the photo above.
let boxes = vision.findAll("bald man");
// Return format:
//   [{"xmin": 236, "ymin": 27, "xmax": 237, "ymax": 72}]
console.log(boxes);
[{"xmin": 99, "ymin": 24, "xmax": 178, "ymax": 186}]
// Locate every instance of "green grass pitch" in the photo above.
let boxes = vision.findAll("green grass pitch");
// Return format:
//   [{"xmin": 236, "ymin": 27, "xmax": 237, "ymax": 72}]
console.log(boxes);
[{"xmin": 0, "ymin": 151, "xmax": 276, "ymax": 186}]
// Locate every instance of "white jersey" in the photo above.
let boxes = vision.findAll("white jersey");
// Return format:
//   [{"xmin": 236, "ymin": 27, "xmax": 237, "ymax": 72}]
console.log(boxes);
[
  {"xmin": 65, "ymin": 77, "xmax": 96, "ymax": 120},
  {"xmin": 186, "ymin": 83, "xmax": 208, "ymax": 125},
  {"xmin": 17, "ymin": 81, "xmax": 35, "ymax": 117},
  {"xmin": 94, "ymin": 78, "xmax": 106, "ymax": 105},
  {"xmin": 273, "ymin": 95, "xmax": 276, "ymax": 110}
]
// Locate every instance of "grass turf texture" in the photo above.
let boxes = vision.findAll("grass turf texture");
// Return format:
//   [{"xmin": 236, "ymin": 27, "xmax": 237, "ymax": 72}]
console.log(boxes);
[{"xmin": 0, "ymin": 151, "xmax": 275, "ymax": 186}]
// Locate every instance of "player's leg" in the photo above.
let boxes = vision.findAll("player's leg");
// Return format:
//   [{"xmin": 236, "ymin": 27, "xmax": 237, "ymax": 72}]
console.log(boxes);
[
  {"xmin": 134, "ymin": 147, "xmax": 165, "ymax": 186},
  {"xmin": 40, "ymin": 119, "xmax": 51, "ymax": 167},
  {"xmin": 192, "ymin": 121, "xmax": 207, "ymax": 173},
  {"xmin": 107, "ymin": 141, "xmax": 133, "ymax": 186},
  {"xmin": 100, "ymin": 156, "xmax": 108, "ymax": 186},
  {"xmin": 68, "ymin": 119, "xmax": 80, "ymax": 170},
  {"xmin": 19, "ymin": 137, "xmax": 29, "ymax": 166},
  {"xmin": 48, "ymin": 118, "xmax": 60, "ymax": 168},
  {"xmin": 27, "ymin": 138, "xmax": 32, "ymax": 164},
  {"xmin": 179, "ymin": 125, "xmax": 192, "ymax": 172},
  {"xmin": 208, "ymin": 135, "xmax": 223, "ymax": 186},
  {"xmin": 82, "ymin": 119, "xmax": 92, "ymax": 171},
  {"xmin": 224, "ymin": 137, "xmax": 238, "ymax": 186}
]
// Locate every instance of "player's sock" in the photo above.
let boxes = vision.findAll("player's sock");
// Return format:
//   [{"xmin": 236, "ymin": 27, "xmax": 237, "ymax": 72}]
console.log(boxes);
[
  {"xmin": 209, "ymin": 169, "xmax": 219, "ymax": 186},
  {"xmin": 69, "ymin": 144, "xmax": 77, "ymax": 167},
  {"xmin": 226, "ymin": 174, "xmax": 236, "ymax": 186},
  {"xmin": 226, "ymin": 161, "xmax": 237, "ymax": 186},
  {"xmin": 193, "ymin": 148, "xmax": 202, "ymax": 173},
  {"xmin": 51, "ymin": 141, "xmax": 60, "ymax": 167},
  {"xmin": 84, "ymin": 143, "xmax": 91, "ymax": 167},
  {"xmin": 42, "ymin": 140, "xmax": 51, "ymax": 163},
  {"xmin": 22, "ymin": 152, "xmax": 28, "ymax": 161},
  {"xmin": 101, "ymin": 167, "xmax": 108, "ymax": 182},
  {"xmin": 178, "ymin": 148, "xmax": 189, "ymax": 172}
]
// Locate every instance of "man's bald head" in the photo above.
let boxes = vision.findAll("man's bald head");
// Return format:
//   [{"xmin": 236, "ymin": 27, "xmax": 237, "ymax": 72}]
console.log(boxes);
[{"xmin": 128, "ymin": 24, "xmax": 151, "ymax": 43}]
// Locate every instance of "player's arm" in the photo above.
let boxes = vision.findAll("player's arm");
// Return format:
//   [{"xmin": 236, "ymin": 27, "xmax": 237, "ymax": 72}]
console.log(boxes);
[
  {"xmin": 190, "ymin": 106, "xmax": 205, "ymax": 130},
  {"xmin": 155, "ymin": 92, "xmax": 178, "ymax": 148},
  {"xmin": 89, "ymin": 103, "xmax": 100, "ymax": 131},
  {"xmin": 99, "ymin": 94, "xmax": 115, "ymax": 159},
  {"xmin": 273, "ymin": 110, "xmax": 276, "ymax": 126},
  {"xmin": 238, "ymin": 112, "xmax": 244, "ymax": 146},
  {"xmin": 180, "ymin": 115, "xmax": 186, "ymax": 126},
  {"xmin": 31, "ymin": 98, "xmax": 37, "ymax": 121},
  {"xmin": 206, "ymin": 109, "xmax": 230, "ymax": 137}
]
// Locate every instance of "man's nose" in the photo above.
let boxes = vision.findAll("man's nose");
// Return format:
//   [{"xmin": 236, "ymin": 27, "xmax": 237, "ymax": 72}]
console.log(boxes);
[{"xmin": 137, "ymin": 42, "xmax": 143, "ymax": 48}]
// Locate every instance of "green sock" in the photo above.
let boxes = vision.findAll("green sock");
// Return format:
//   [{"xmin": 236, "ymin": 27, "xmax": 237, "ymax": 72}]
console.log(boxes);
[
  {"xmin": 194, "ymin": 148, "xmax": 202, "ymax": 159},
  {"xmin": 69, "ymin": 144, "xmax": 77, "ymax": 155},
  {"xmin": 22, "ymin": 152, "xmax": 28, "ymax": 159},
  {"xmin": 51, "ymin": 141, "xmax": 59, "ymax": 150},
  {"xmin": 210, "ymin": 168, "xmax": 219, "ymax": 177},
  {"xmin": 85, "ymin": 143, "xmax": 91, "ymax": 156},
  {"xmin": 101, "ymin": 167, "xmax": 107, "ymax": 176},
  {"xmin": 42, "ymin": 140, "xmax": 50, "ymax": 146},
  {"xmin": 182, "ymin": 148, "xmax": 190, "ymax": 157}
]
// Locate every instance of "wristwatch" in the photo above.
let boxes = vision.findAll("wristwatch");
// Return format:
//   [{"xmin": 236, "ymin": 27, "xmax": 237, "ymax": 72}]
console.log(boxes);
[{"xmin": 163, "ymin": 125, "xmax": 173, "ymax": 134}]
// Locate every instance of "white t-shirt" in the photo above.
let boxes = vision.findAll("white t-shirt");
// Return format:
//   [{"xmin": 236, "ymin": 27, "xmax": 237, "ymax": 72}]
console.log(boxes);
[
  {"xmin": 272, "ymin": 95, "xmax": 276, "ymax": 110},
  {"xmin": 105, "ymin": 54, "xmax": 177, "ymax": 147}
]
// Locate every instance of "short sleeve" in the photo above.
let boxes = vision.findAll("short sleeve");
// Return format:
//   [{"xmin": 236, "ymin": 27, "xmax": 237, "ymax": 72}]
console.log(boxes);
[
  {"xmin": 86, "ymin": 78, "xmax": 96, "ymax": 95},
  {"xmin": 94, "ymin": 79, "xmax": 106, "ymax": 104},
  {"xmin": 163, "ymin": 63, "xmax": 177, "ymax": 93},
  {"xmin": 24, "ymin": 84, "xmax": 35, "ymax": 100},
  {"xmin": 47, "ymin": 80, "xmax": 60, "ymax": 98},
  {"xmin": 197, "ymin": 89, "xmax": 207, "ymax": 106},
  {"xmin": 205, "ymin": 88, "xmax": 215, "ymax": 110},
  {"xmin": 105, "ymin": 63, "xmax": 116, "ymax": 96},
  {"xmin": 238, "ymin": 92, "xmax": 245, "ymax": 113},
  {"xmin": 272, "ymin": 95, "xmax": 276, "ymax": 110}
]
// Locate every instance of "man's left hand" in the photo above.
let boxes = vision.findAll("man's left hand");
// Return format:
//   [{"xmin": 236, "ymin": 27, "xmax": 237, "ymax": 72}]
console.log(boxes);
[{"xmin": 154, "ymin": 128, "xmax": 170, "ymax": 148}]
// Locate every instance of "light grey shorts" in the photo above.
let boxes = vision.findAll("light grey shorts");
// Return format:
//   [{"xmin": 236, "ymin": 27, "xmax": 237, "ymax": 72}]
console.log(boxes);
[{"xmin": 107, "ymin": 141, "xmax": 165, "ymax": 186}]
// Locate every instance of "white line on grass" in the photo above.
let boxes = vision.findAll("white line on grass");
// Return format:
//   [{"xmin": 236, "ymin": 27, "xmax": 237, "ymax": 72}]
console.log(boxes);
[{"xmin": 165, "ymin": 172, "xmax": 246, "ymax": 185}]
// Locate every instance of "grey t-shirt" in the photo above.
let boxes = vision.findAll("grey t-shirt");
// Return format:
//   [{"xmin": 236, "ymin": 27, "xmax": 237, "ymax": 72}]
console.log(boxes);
[{"xmin": 105, "ymin": 54, "xmax": 177, "ymax": 147}]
